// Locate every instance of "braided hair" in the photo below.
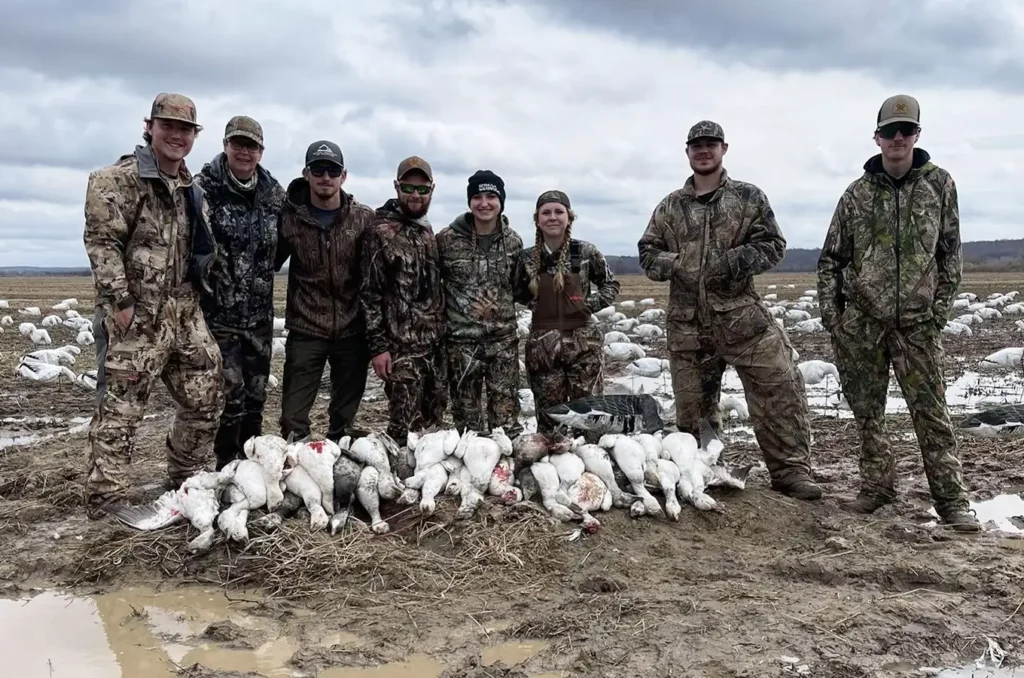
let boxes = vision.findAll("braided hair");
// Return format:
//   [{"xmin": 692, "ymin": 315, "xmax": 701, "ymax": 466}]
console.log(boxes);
[{"xmin": 527, "ymin": 208, "xmax": 577, "ymax": 298}]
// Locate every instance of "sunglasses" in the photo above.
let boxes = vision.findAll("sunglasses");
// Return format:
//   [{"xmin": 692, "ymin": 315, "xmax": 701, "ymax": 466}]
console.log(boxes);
[
  {"xmin": 399, "ymin": 183, "xmax": 432, "ymax": 195},
  {"xmin": 308, "ymin": 164, "xmax": 343, "ymax": 178},
  {"xmin": 877, "ymin": 122, "xmax": 919, "ymax": 139},
  {"xmin": 228, "ymin": 137, "xmax": 262, "ymax": 152}
]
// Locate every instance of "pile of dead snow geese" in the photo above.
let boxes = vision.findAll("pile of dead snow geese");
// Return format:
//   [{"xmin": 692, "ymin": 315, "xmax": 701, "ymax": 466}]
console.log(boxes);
[{"xmin": 105, "ymin": 393, "xmax": 754, "ymax": 548}]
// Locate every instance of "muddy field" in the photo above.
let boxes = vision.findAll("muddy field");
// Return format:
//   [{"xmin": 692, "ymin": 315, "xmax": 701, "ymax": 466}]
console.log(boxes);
[{"xmin": 1, "ymin": 273, "xmax": 1023, "ymax": 678}]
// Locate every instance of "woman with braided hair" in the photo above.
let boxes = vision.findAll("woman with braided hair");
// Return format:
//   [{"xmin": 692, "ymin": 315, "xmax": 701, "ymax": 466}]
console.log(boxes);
[{"xmin": 514, "ymin": 190, "xmax": 620, "ymax": 433}]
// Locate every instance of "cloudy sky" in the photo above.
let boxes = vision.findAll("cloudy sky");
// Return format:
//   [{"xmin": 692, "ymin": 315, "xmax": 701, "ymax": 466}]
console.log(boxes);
[{"xmin": 2, "ymin": 0, "xmax": 1023, "ymax": 268}]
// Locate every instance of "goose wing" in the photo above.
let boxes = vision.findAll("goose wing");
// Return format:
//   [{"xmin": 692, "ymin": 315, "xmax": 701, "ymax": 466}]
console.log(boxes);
[{"xmin": 104, "ymin": 493, "xmax": 183, "ymax": 531}]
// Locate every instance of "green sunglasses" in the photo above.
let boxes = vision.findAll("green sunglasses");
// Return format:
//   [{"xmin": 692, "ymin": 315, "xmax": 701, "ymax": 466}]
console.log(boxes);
[{"xmin": 399, "ymin": 183, "xmax": 432, "ymax": 195}]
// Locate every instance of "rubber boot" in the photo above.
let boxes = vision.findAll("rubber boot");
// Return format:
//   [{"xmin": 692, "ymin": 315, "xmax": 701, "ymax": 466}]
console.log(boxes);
[{"xmin": 214, "ymin": 422, "xmax": 242, "ymax": 471}]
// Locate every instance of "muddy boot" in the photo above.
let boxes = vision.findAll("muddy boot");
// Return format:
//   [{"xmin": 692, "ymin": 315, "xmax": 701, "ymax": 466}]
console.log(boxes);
[
  {"xmin": 840, "ymin": 490, "xmax": 891, "ymax": 514},
  {"xmin": 771, "ymin": 477, "xmax": 823, "ymax": 501},
  {"xmin": 938, "ymin": 507, "xmax": 981, "ymax": 532},
  {"xmin": 214, "ymin": 423, "xmax": 242, "ymax": 471}
]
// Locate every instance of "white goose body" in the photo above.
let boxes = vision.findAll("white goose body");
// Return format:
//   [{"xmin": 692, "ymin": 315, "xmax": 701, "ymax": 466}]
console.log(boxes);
[
  {"xmin": 17, "ymin": 360, "xmax": 76, "ymax": 384},
  {"xmin": 980, "ymin": 347, "xmax": 1023, "ymax": 370}
]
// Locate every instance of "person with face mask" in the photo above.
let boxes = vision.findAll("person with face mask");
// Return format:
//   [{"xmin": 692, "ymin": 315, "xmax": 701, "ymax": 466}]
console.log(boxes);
[
  {"xmin": 817, "ymin": 95, "xmax": 979, "ymax": 531},
  {"xmin": 194, "ymin": 116, "xmax": 285, "ymax": 468},
  {"xmin": 82, "ymin": 92, "xmax": 225, "ymax": 517},
  {"xmin": 437, "ymin": 170, "xmax": 524, "ymax": 437},
  {"xmin": 638, "ymin": 120, "xmax": 822, "ymax": 502},
  {"xmin": 514, "ymin": 190, "xmax": 619, "ymax": 434},
  {"xmin": 361, "ymin": 156, "xmax": 447, "ymax": 447},
  {"xmin": 275, "ymin": 140, "xmax": 375, "ymax": 444}
]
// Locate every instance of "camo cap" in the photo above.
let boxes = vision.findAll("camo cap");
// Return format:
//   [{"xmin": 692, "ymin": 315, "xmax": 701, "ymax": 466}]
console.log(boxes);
[
  {"xmin": 224, "ymin": 115, "xmax": 264, "ymax": 147},
  {"xmin": 686, "ymin": 120, "xmax": 725, "ymax": 144},
  {"xmin": 876, "ymin": 94, "xmax": 920, "ymax": 129},
  {"xmin": 397, "ymin": 156, "xmax": 433, "ymax": 181},
  {"xmin": 149, "ymin": 93, "xmax": 199, "ymax": 127},
  {"xmin": 536, "ymin": 190, "xmax": 571, "ymax": 209}
]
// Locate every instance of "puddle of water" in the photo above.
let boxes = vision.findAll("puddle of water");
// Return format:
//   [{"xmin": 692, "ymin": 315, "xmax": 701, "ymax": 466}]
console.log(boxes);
[
  {"xmin": 319, "ymin": 654, "xmax": 445, "ymax": 677},
  {"xmin": 180, "ymin": 636, "xmax": 300, "ymax": 677},
  {"xmin": 481, "ymin": 639, "xmax": 550, "ymax": 667},
  {"xmin": 933, "ymin": 666, "xmax": 1022, "ymax": 677}
]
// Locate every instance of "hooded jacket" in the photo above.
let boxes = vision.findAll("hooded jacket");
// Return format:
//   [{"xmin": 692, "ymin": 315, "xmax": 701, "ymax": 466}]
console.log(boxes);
[
  {"xmin": 194, "ymin": 153, "xmax": 285, "ymax": 330},
  {"xmin": 83, "ymin": 144, "xmax": 221, "ymax": 319},
  {"xmin": 817, "ymin": 148, "xmax": 961, "ymax": 330},
  {"xmin": 275, "ymin": 178, "xmax": 374, "ymax": 340},
  {"xmin": 361, "ymin": 198, "xmax": 446, "ymax": 357},
  {"xmin": 436, "ymin": 213, "xmax": 523, "ymax": 344}
]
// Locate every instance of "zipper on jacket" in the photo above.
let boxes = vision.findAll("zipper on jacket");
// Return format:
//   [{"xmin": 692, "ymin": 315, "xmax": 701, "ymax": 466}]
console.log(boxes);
[{"xmin": 894, "ymin": 184, "xmax": 901, "ymax": 329}]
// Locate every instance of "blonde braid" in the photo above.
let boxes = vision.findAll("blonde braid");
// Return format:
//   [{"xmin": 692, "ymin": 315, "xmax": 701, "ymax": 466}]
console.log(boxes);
[
  {"xmin": 527, "ymin": 224, "xmax": 544, "ymax": 298},
  {"xmin": 553, "ymin": 222, "xmax": 573, "ymax": 293}
]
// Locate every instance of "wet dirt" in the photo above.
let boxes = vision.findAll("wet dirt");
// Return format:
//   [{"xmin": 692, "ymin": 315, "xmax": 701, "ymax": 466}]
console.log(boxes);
[{"xmin": 1, "ymin": 274, "xmax": 1023, "ymax": 677}]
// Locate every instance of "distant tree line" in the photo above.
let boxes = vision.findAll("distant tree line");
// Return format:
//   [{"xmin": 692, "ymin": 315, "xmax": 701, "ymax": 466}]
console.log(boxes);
[{"xmin": 3, "ymin": 238, "xmax": 1024, "ymax": 276}]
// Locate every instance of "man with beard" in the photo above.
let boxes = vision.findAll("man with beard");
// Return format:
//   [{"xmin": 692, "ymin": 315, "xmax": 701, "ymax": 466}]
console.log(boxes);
[
  {"xmin": 275, "ymin": 140, "xmax": 375, "ymax": 443},
  {"xmin": 437, "ymin": 170, "xmax": 524, "ymax": 437},
  {"xmin": 195, "ymin": 116, "xmax": 285, "ymax": 469},
  {"xmin": 82, "ymin": 92, "xmax": 224, "ymax": 516},
  {"xmin": 362, "ymin": 156, "xmax": 447, "ymax": 446},
  {"xmin": 818, "ymin": 95, "xmax": 979, "ymax": 531},
  {"xmin": 638, "ymin": 120, "xmax": 821, "ymax": 501}
]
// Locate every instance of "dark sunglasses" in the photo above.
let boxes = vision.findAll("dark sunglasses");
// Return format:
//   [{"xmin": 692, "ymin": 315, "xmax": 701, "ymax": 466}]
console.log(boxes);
[
  {"xmin": 308, "ymin": 164, "xmax": 343, "ymax": 178},
  {"xmin": 228, "ymin": 137, "xmax": 262, "ymax": 152},
  {"xmin": 877, "ymin": 122, "xmax": 919, "ymax": 139},
  {"xmin": 399, "ymin": 183, "xmax": 432, "ymax": 195}
]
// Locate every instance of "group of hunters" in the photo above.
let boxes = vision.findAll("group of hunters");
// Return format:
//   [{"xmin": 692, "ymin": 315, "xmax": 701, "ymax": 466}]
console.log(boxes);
[{"xmin": 79, "ymin": 91, "xmax": 980, "ymax": 532}]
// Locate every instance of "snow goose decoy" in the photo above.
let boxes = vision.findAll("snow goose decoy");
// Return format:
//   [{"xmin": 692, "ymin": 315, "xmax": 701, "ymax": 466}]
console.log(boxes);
[
  {"xmin": 594, "ymin": 305, "xmax": 616, "ymax": 319},
  {"xmin": 633, "ymin": 323, "xmax": 664, "ymax": 340},
  {"xmin": 19, "ymin": 306, "xmax": 41, "ymax": 317},
  {"xmin": 603, "ymin": 330, "xmax": 631, "ymax": 345},
  {"xmin": 638, "ymin": 308, "xmax": 665, "ymax": 323},
  {"xmin": 16, "ymin": 359, "xmax": 76, "ymax": 387},
  {"xmin": 639, "ymin": 298, "xmax": 656, "ymax": 307},
  {"xmin": 957, "ymin": 404, "xmax": 1024, "ymax": 438},
  {"xmin": 603, "ymin": 342, "xmax": 646, "ymax": 361},
  {"xmin": 979, "ymin": 347, "xmax": 1023, "ymax": 371},
  {"xmin": 797, "ymin": 360, "xmax": 840, "ymax": 386},
  {"xmin": 547, "ymin": 394, "xmax": 664, "ymax": 435},
  {"xmin": 628, "ymin": 357, "xmax": 670, "ymax": 378},
  {"xmin": 942, "ymin": 321, "xmax": 973, "ymax": 336},
  {"xmin": 103, "ymin": 470, "xmax": 224, "ymax": 553}
]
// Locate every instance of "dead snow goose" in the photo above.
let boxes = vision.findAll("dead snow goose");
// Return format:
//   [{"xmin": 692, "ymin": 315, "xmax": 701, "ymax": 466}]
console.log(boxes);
[
  {"xmin": 356, "ymin": 466, "xmax": 391, "ymax": 534},
  {"xmin": 217, "ymin": 459, "xmax": 274, "ymax": 541},
  {"xmin": 957, "ymin": 404, "xmax": 1024, "ymax": 438},
  {"xmin": 527, "ymin": 458, "xmax": 579, "ymax": 522},
  {"xmin": 345, "ymin": 434, "xmax": 403, "ymax": 499},
  {"xmin": 547, "ymin": 394, "xmax": 664, "ymax": 435},
  {"xmin": 455, "ymin": 428, "xmax": 511, "ymax": 519},
  {"xmin": 573, "ymin": 443, "xmax": 638, "ymax": 508},
  {"xmin": 328, "ymin": 455, "xmax": 364, "ymax": 533},
  {"xmin": 512, "ymin": 431, "xmax": 572, "ymax": 465},
  {"xmin": 600, "ymin": 434, "xmax": 663, "ymax": 517},
  {"xmin": 603, "ymin": 330, "xmax": 631, "ymax": 345},
  {"xmin": 488, "ymin": 457, "xmax": 521, "ymax": 505}
]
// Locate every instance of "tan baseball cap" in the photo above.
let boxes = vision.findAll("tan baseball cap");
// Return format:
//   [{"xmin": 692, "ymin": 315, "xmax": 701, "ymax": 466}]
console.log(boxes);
[
  {"xmin": 397, "ymin": 156, "xmax": 433, "ymax": 181},
  {"xmin": 224, "ymin": 115, "xmax": 264, "ymax": 147},
  {"xmin": 877, "ymin": 94, "xmax": 920, "ymax": 128},
  {"xmin": 149, "ymin": 92, "xmax": 199, "ymax": 127}
]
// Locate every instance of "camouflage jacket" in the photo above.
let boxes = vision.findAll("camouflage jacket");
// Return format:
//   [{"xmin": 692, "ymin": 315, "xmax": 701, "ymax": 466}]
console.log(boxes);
[
  {"xmin": 817, "ymin": 148, "xmax": 961, "ymax": 330},
  {"xmin": 637, "ymin": 169, "xmax": 785, "ymax": 337},
  {"xmin": 194, "ymin": 154, "xmax": 285, "ymax": 330},
  {"xmin": 514, "ymin": 238, "xmax": 620, "ymax": 314},
  {"xmin": 361, "ymin": 199, "xmax": 446, "ymax": 356},
  {"xmin": 437, "ymin": 213, "xmax": 523, "ymax": 344},
  {"xmin": 83, "ymin": 145, "xmax": 220, "ymax": 319},
  {"xmin": 276, "ymin": 179, "xmax": 375, "ymax": 340}
]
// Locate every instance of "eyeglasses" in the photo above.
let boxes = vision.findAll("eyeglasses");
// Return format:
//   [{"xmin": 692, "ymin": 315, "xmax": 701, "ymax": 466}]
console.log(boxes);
[
  {"xmin": 877, "ymin": 122, "xmax": 919, "ymax": 139},
  {"xmin": 399, "ymin": 183, "xmax": 432, "ymax": 195},
  {"xmin": 308, "ymin": 164, "xmax": 343, "ymax": 178},
  {"xmin": 228, "ymin": 138, "xmax": 262, "ymax": 152}
]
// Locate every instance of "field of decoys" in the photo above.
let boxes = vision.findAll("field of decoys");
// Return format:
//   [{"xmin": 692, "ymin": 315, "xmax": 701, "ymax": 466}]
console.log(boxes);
[{"xmin": 2, "ymin": 273, "xmax": 1023, "ymax": 678}]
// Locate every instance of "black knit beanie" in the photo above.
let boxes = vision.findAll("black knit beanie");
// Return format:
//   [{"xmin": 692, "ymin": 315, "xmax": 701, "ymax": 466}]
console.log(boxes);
[{"xmin": 467, "ymin": 170, "xmax": 506, "ymax": 210}]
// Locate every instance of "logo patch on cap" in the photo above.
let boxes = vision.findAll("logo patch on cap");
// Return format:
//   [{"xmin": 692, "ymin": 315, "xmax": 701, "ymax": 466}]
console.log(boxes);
[
  {"xmin": 477, "ymin": 183, "xmax": 499, "ymax": 193},
  {"xmin": 894, "ymin": 102, "xmax": 907, "ymax": 113},
  {"xmin": 312, "ymin": 144, "xmax": 337, "ymax": 158}
]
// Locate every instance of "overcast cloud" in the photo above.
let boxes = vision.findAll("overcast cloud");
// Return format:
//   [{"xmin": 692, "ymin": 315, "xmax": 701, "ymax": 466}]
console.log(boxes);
[{"xmin": 1, "ymin": 0, "xmax": 1023, "ymax": 267}]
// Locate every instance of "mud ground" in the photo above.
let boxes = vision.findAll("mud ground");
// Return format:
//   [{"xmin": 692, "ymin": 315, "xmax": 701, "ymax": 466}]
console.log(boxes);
[{"xmin": 1, "ymin": 273, "xmax": 1023, "ymax": 678}]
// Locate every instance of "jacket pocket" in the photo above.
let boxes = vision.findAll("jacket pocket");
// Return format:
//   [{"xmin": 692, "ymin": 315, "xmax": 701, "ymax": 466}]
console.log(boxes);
[
  {"xmin": 666, "ymin": 305, "xmax": 702, "ymax": 352},
  {"xmin": 711, "ymin": 300, "xmax": 770, "ymax": 346}
]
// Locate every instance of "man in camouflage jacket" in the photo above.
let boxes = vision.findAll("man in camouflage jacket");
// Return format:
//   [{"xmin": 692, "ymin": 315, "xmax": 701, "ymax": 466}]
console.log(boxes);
[
  {"xmin": 818, "ymin": 95, "xmax": 979, "ymax": 531},
  {"xmin": 195, "ymin": 116, "xmax": 285, "ymax": 469},
  {"xmin": 638, "ymin": 120, "xmax": 821, "ymax": 501},
  {"xmin": 276, "ymin": 140, "xmax": 376, "ymax": 443},
  {"xmin": 82, "ymin": 93, "xmax": 225, "ymax": 517},
  {"xmin": 438, "ymin": 170, "xmax": 524, "ymax": 437},
  {"xmin": 362, "ymin": 157, "xmax": 447, "ymax": 446}
]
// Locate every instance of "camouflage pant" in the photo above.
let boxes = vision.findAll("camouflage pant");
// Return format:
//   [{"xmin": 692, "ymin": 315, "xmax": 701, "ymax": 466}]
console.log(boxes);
[
  {"xmin": 525, "ymin": 325, "xmax": 604, "ymax": 434},
  {"xmin": 830, "ymin": 306, "xmax": 966, "ymax": 512},
  {"xmin": 384, "ymin": 345, "xmax": 447, "ymax": 447},
  {"xmin": 668, "ymin": 303, "xmax": 812, "ymax": 483},
  {"xmin": 210, "ymin": 324, "xmax": 272, "ymax": 470},
  {"xmin": 446, "ymin": 337, "xmax": 522, "ymax": 437},
  {"xmin": 86, "ymin": 295, "xmax": 224, "ymax": 501}
]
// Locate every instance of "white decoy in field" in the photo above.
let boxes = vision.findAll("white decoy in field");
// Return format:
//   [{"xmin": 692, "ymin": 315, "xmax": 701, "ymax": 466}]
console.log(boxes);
[
  {"xmin": 0, "ymin": 315, "xmax": 11, "ymax": 326},
  {"xmin": 942, "ymin": 321, "xmax": 973, "ymax": 336},
  {"xmin": 763, "ymin": 293, "xmax": 778, "ymax": 301},
  {"xmin": 75, "ymin": 370, "xmax": 98, "ymax": 390},
  {"xmin": 18, "ymin": 322, "xmax": 35, "ymax": 336},
  {"xmin": 612, "ymin": 318, "xmax": 638, "ymax": 333},
  {"xmin": 797, "ymin": 360, "xmax": 840, "ymax": 386},
  {"xmin": 958, "ymin": 292, "xmax": 978, "ymax": 301},
  {"xmin": 65, "ymin": 309, "xmax": 81, "ymax": 319},
  {"xmin": 968, "ymin": 302, "xmax": 986, "ymax": 313},
  {"xmin": 979, "ymin": 347, "xmax": 1023, "ymax": 370},
  {"xmin": 1003, "ymin": 303, "xmax": 1024, "ymax": 316},
  {"xmin": 17, "ymin": 359, "xmax": 76, "ymax": 385},
  {"xmin": 767, "ymin": 284, "xmax": 777, "ymax": 290},
  {"xmin": 29, "ymin": 329, "xmax": 52, "ymax": 345},
  {"xmin": 595, "ymin": 306, "xmax": 616, "ymax": 319},
  {"xmin": 639, "ymin": 298, "xmax": 655, "ymax": 306},
  {"xmin": 954, "ymin": 313, "xmax": 982, "ymax": 326},
  {"xmin": 718, "ymin": 395, "xmax": 749, "ymax": 420},
  {"xmin": 791, "ymin": 318, "xmax": 825, "ymax": 333},
  {"xmin": 785, "ymin": 309, "xmax": 812, "ymax": 323},
  {"xmin": 951, "ymin": 299, "xmax": 970, "ymax": 311},
  {"xmin": 1016, "ymin": 320, "xmax": 1024, "ymax": 333},
  {"xmin": 19, "ymin": 306, "xmax": 41, "ymax": 317},
  {"xmin": 638, "ymin": 308, "xmax": 665, "ymax": 323},
  {"xmin": 272, "ymin": 337, "xmax": 286, "ymax": 357},
  {"xmin": 619, "ymin": 300, "xmax": 636, "ymax": 310},
  {"xmin": 77, "ymin": 330, "xmax": 94, "ymax": 346},
  {"xmin": 273, "ymin": 317, "xmax": 286, "ymax": 332},
  {"xmin": 976, "ymin": 307, "xmax": 1002, "ymax": 320},
  {"xmin": 603, "ymin": 330, "xmax": 630, "ymax": 345},
  {"xmin": 628, "ymin": 357, "xmax": 670, "ymax": 378},
  {"xmin": 518, "ymin": 388, "xmax": 535, "ymax": 415},
  {"xmin": 41, "ymin": 314, "xmax": 62, "ymax": 328},
  {"xmin": 603, "ymin": 342, "xmax": 645, "ymax": 361},
  {"xmin": 23, "ymin": 347, "xmax": 76, "ymax": 366},
  {"xmin": 0, "ymin": 300, "xmax": 7, "ymax": 309},
  {"xmin": 798, "ymin": 295, "xmax": 815, "ymax": 304},
  {"xmin": 633, "ymin": 323, "xmax": 664, "ymax": 340}
]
